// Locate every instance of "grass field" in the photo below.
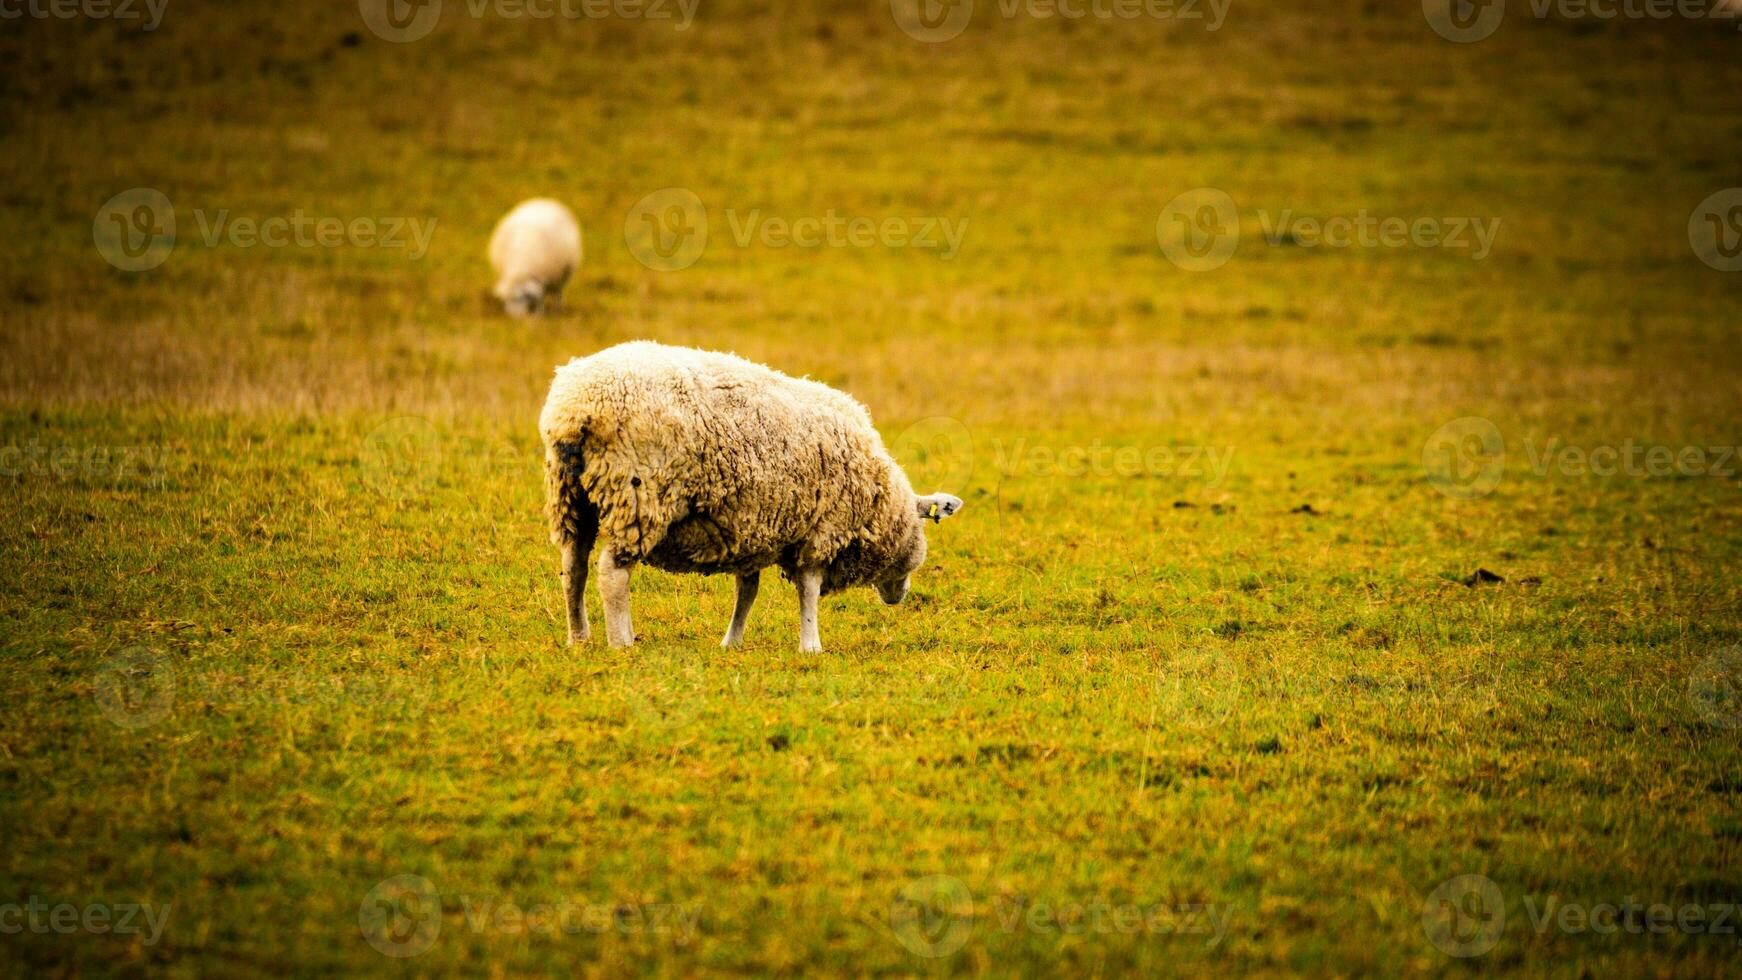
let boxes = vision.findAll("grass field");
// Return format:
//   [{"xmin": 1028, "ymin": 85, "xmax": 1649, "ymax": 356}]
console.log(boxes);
[{"xmin": 4, "ymin": 0, "xmax": 1742, "ymax": 974}]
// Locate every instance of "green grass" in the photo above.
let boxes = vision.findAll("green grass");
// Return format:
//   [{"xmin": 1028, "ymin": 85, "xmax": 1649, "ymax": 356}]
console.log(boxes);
[{"xmin": 4, "ymin": 0, "xmax": 1742, "ymax": 975}]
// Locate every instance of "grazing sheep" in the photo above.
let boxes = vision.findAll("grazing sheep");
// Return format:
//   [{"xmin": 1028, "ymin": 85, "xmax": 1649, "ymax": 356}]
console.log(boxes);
[
  {"xmin": 540, "ymin": 342, "xmax": 964, "ymax": 652},
  {"xmin": 488, "ymin": 198, "xmax": 581, "ymax": 317}
]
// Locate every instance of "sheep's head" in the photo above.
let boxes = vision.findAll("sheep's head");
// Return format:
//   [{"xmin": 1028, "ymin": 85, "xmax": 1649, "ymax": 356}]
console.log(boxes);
[
  {"xmin": 874, "ymin": 492, "xmax": 963, "ymax": 605},
  {"xmin": 501, "ymin": 280, "xmax": 545, "ymax": 317}
]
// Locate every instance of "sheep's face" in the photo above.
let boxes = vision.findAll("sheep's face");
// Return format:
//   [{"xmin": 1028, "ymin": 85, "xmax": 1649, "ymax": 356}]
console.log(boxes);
[
  {"xmin": 875, "ymin": 493, "xmax": 963, "ymax": 605},
  {"xmin": 503, "ymin": 281, "xmax": 545, "ymax": 317}
]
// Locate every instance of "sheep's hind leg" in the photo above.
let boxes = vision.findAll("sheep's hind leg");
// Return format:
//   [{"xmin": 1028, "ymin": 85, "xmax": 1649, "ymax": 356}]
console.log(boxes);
[
  {"xmin": 796, "ymin": 567, "xmax": 824, "ymax": 654},
  {"xmin": 721, "ymin": 571, "xmax": 760, "ymax": 648},
  {"xmin": 598, "ymin": 550, "xmax": 636, "ymax": 647},
  {"xmin": 561, "ymin": 539, "xmax": 590, "ymax": 644}
]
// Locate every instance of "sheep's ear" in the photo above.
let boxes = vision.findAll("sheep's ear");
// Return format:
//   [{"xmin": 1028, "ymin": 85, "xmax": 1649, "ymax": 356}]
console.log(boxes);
[{"xmin": 916, "ymin": 493, "xmax": 963, "ymax": 523}]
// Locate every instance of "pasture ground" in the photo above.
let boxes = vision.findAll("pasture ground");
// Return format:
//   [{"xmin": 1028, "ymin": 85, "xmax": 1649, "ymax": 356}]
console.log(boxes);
[{"xmin": 3, "ymin": 0, "xmax": 1742, "ymax": 974}]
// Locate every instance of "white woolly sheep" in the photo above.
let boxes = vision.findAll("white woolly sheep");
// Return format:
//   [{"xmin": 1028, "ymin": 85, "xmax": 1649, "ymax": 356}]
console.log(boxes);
[
  {"xmin": 540, "ymin": 342, "xmax": 964, "ymax": 652},
  {"xmin": 488, "ymin": 198, "xmax": 581, "ymax": 317}
]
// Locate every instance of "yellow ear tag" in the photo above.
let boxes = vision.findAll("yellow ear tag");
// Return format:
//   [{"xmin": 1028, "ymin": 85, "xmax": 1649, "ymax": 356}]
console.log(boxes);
[{"xmin": 928, "ymin": 503, "xmax": 940, "ymax": 520}]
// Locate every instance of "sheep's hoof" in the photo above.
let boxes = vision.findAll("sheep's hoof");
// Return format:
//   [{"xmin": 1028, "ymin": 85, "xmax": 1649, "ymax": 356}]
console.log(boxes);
[
  {"xmin": 566, "ymin": 630, "xmax": 589, "ymax": 646},
  {"xmin": 798, "ymin": 641, "xmax": 822, "ymax": 654}
]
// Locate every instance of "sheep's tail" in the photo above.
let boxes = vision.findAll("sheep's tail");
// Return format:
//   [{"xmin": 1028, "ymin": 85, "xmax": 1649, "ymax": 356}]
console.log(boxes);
[{"xmin": 545, "ymin": 438, "xmax": 598, "ymax": 554}]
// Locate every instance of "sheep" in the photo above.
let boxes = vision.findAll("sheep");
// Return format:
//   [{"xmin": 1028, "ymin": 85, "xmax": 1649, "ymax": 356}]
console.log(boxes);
[
  {"xmin": 488, "ymin": 198, "xmax": 581, "ymax": 317},
  {"xmin": 540, "ymin": 341, "xmax": 964, "ymax": 653}
]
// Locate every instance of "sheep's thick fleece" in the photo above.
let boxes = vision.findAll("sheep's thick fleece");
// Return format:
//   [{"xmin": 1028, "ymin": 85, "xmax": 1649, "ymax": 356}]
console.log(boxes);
[{"xmin": 540, "ymin": 342, "xmax": 921, "ymax": 591}]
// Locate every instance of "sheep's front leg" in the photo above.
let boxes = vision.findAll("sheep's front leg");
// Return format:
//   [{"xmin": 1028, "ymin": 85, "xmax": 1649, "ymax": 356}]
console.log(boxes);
[
  {"xmin": 598, "ymin": 550, "xmax": 636, "ymax": 648},
  {"xmin": 796, "ymin": 567, "xmax": 824, "ymax": 653},
  {"xmin": 561, "ymin": 539, "xmax": 590, "ymax": 644},
  {"xmin": 721, "ymin": 571, "xmax": 760, "ymax": 648}
]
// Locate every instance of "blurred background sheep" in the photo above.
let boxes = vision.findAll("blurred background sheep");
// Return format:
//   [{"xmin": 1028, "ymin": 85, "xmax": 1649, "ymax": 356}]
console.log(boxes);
[{"xmin": 488, "ymin": 198, "xmax": 581, "ymax": 317}]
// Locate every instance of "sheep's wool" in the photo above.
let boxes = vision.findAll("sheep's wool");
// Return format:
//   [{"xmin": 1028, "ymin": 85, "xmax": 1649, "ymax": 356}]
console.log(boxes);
[{"xmin": 541, "ymin": 342, "xmax": 923, "ymax": 592}]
